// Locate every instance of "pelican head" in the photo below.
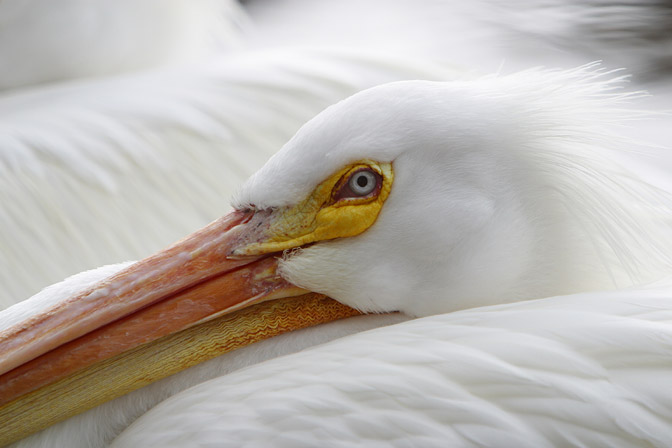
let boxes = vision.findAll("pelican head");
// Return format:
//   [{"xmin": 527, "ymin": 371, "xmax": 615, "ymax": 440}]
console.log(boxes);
[
  {"xmin": 236, "ymin": 67, "xmax": 671, "ymax": 316},
  {"xmin": 2, "ymin": 66, "xmax": 670, "ymax": 443}
]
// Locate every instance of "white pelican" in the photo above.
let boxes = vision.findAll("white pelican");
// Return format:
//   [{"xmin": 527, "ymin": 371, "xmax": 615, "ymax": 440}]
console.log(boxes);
[
  {"xmin": 4, "ymin": 0, "xmax": 672, "ymax": 309},
  {"xmin": 2, "ymin": 66, "xmax": 672, "ymax": 446}
]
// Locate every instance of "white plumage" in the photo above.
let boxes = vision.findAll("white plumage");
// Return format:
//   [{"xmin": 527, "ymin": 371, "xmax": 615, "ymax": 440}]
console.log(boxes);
[
  {"xmin": 8, "ymin": 65, "xmax": 672, "ymax": 447},
  {"xmin": 4, "ymin": 263, "xmax": 408, "ymax": 448},
  {"xmin": 112, "ymin": 282, "xmax": 672, "ymax": 447},
  {"xmin": 0, "ymin": 0, "xmax": 245, "ymax": 90},
  {"xmin": 3, "ymin": 1, "xmax": 672, "ymax": 447},
  {"xmin": 0, "ymin": 1, "xmax": 461, "ymax": 307},
  {"xmin": 4, "ymin": 0, "xmax": 672, "ymax": 308},
  {"xmin": 239, "ymin": 68, "xmax": 672, "ymax": 315},
  {"xmin": 0, "ymin": 48, "xmax": 456, "ymax": 307}
]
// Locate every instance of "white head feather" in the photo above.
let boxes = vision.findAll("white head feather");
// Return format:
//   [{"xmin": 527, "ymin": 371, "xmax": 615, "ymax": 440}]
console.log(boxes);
[{"xmin": 234, "ymin": 66, "xmax": 672, "ymax": 317}]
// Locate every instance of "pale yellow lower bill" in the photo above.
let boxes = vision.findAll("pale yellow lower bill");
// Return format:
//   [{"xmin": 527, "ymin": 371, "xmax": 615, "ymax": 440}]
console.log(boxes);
[{"xmin": 0, "ymin": 294, "xmax": 359, "ymax": 447}]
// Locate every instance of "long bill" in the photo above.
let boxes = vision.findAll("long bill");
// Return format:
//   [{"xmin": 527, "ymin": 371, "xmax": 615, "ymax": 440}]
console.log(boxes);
[{"xmin": 0, "ymin": 210, "xmax": 360, "ymax": 446}]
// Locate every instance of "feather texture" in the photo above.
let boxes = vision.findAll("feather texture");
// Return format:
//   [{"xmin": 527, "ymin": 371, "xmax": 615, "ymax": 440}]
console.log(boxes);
[
  {"xmin": 3, "ymin": 2, "xmax": 672, "ymax": 447},
  {"xmin": 3, "ymin": 263, "xmax": 407, "ymax": 448},
  {"xmin": 111, "ymin": 282, "xmax": 672, "ymax": 447},
  {"xmin": 0, "ymin": 50, "xmax": 458, "ymax": 308}
]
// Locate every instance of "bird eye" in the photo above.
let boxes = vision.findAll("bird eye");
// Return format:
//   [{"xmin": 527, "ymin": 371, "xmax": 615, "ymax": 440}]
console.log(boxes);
[
  {"xmin": 332, "ymin": 167, "xmax": 382, "ymax": 202},
  {"xmin": 349, "ymin": 170, "xmax": 377, "ymax": 196}
]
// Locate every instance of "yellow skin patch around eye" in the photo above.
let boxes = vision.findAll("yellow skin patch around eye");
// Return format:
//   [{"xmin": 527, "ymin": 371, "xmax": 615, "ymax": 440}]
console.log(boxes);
[{"xmin": 232, "ymin": 160, "xmax": 394, "ymax": 256}]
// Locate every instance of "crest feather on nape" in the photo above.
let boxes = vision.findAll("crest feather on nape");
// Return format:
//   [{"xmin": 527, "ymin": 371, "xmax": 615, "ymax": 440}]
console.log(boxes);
[{"xmin": 490, "ymin": 64, "xmax": 672, "ymax": 286}]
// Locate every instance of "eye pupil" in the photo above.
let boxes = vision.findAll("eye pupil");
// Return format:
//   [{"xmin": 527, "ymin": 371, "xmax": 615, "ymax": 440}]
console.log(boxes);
[{"xmin": 356, "ymin": 175, "xmax": 368, "ymax": 188}]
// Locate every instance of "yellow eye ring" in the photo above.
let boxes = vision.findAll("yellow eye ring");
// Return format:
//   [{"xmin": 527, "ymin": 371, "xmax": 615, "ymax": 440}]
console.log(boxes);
[
  {"xmin": 331, "ymin": 167, "xmax": 382, "ymax": 204},
  {"xmin": 231, "ymin": 160, "xmax": 394, "ymax": 256}
]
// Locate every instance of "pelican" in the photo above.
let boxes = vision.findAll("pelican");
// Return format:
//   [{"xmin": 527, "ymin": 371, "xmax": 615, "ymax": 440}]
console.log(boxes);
[
  {"xmin": 2, "ymin": 65, "xmax": 672, "ymax": 446},
  {"xmin": 4, "ymin": 0, "xmax": 672, "ymax": 309}
]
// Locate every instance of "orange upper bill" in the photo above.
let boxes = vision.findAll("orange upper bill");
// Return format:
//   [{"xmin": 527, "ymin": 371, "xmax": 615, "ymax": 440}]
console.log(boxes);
[{"xmin": 0, "ymin": 209, "xmax": 308, "ymax": 405}]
